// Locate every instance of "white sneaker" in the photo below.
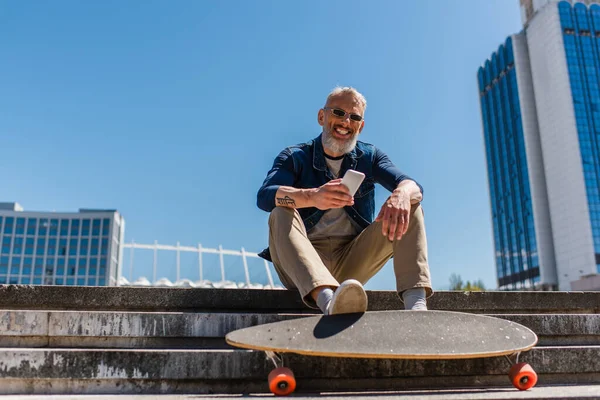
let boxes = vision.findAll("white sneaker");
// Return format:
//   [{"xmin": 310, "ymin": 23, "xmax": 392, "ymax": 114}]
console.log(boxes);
[{"xmin": 326, "ymin": 279, "xmax": 368, "ymax": 315}]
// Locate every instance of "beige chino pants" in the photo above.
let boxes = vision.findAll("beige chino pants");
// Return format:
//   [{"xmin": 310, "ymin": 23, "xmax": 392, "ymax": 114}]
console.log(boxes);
[{"xmin": 268, "ymin": 203, "xmax": 433, "ymax": 308}]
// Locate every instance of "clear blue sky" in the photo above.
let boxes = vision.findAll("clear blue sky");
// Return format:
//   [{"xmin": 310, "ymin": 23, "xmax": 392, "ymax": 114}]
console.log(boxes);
[{"xmin": 0, "ymin": 1, "xmax": 523, "ymax": 290}]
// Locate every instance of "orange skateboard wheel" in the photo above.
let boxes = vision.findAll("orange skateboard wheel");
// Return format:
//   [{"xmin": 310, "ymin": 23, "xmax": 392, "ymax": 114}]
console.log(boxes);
[
  {"xmin": 268, "ymin": 367, "xmax": 296, "ymax": 396},
  {"xmin": 509, "ymin": 362, "xmax": 538, "ymax": 390}
]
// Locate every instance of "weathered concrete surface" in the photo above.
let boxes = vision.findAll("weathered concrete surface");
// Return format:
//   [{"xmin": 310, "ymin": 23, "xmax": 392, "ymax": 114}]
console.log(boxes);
[
  {"xmin": 47, "ymin": 312, "xmax": 301, "ymax": 337},
  {"xmin": 3, "ymin": 384, "xmax": 600, "ymax": 398},
  {"xmin": 0, "ymin": 347, "xmax": 598, "ymax": 380},
  {"xmin": 1, "ymin": 285, "xmax": 599, "ymax": 313},
  {"xmin": 497, "ymin": 314, "xmax": 600, "ymax": 346},
  {"xmin": 1, "ymin": 311, "xmax": 599, "ymax": 348},
  {"xmin": 0, "ymin": 311, "xmax": 47, "ymax": 336},
  {"xmin": 497, "ymin": 314, "xmax": 600, "ymax": 335},
  {"xmin": 46, "ymin": 336, "xmax": 233, "ymax": 349}
]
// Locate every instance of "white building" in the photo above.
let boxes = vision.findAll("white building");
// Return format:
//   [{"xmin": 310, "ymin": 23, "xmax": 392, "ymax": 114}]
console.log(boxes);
[
  {"xmin": 478, "ymin": 0, "xmax": 600, "ymax": 290},
  {"xmin": 0, "ymin": 202, "xmax": 124, "ymax": 286}
]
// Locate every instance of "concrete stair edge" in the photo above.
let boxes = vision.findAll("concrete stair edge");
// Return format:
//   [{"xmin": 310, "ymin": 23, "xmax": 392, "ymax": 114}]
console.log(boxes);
[
  {"xmin": 0, "ymin": 285, "xmax": 599, "ymax": 313},
  {"xmin": 0, "ymin": 347, "xmax": 599, "ymax": 379},
  {"xmin": 1, "ymin": 311, "xmax": 599, "ymax": 341}
]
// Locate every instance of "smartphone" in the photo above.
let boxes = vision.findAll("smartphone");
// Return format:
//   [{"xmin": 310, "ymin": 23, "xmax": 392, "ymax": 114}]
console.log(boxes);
[{"xmin": 341, "ymin": 169, "xmax": 365, "ymax": 197}]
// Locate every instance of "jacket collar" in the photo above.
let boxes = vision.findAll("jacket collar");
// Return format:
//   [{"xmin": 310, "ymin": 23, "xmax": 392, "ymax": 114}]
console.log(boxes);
[{"xmin": 312, "ymin": 133, "xmax": 364, "ymax": 172}]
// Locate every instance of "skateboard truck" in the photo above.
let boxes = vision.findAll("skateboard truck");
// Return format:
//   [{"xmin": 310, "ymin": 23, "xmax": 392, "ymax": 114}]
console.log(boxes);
[
  {"xmin": 265, "ymin": 351, "xmax": 283, "ymax": 369},
  {"xmin": 265, "ymin": 351, "xmax": 296, "ymax": 396}
]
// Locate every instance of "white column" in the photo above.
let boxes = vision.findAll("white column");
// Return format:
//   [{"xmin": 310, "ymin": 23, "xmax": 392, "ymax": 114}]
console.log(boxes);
[
  {"xmin": 241, "ymin": 247, "xmax": 250, "ymax": 285},
  {"xmin": 264, "ymin": 259, "xmax": 274, "ymax": 287},
  {"xmin": 219, "ymin": 245, "xmax": 225, "ymax": 282}
]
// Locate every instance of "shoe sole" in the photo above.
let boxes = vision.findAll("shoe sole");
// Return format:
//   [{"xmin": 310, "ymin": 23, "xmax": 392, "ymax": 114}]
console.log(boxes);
[{"xmin": 329, "ymin": 281, "xmax": 368, "ymax": 315}]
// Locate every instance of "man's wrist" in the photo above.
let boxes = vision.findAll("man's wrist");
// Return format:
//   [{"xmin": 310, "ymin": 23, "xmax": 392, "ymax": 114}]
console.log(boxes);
[
  {"xmin": 304, "ymin": 188, "xmax": 318, "ymax": 208},
  {"xmin": 394, "ymin": 181, "xmax": 422, "ymax": 204}
]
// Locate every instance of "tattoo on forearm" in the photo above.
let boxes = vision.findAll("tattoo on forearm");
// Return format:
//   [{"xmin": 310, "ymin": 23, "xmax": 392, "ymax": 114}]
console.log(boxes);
[{"xmin": 277, "ymin": 196, "xmax": 296, "ymax": 207}]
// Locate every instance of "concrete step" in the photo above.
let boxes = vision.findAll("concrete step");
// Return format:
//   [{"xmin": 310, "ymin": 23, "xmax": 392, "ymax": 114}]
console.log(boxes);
[
  {"xmin": 1, "ymin": 285, "xmax": 599, "ymax": 313},
  {"xmin": 2, "ymin": 386, "xmax": 600, "ymax": 399},
  {"xmin": 1, "ymin": 310, "xmax": 598, "ymax": 348},
  {"xmin": 0, "ymin": 347, "xmax": 598, "ymax": 394}
]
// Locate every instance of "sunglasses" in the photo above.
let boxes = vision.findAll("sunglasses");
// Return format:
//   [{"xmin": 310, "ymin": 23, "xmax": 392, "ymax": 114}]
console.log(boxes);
[{"xmin": 324, "ymin": 107, "xmax": 364, "ymax": 122}]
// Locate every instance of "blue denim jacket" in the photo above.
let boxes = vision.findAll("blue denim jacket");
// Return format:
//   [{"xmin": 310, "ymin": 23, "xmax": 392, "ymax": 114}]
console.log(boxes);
[{"xmin": 257, "ymin": 134, "xmax": 423, "ymax": 260}]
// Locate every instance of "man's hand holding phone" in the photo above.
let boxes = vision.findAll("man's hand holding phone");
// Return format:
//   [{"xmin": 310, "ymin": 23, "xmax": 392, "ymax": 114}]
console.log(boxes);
[{"xmin": 311, "ymin": 169, "xmax": 365, "ymax": 210}]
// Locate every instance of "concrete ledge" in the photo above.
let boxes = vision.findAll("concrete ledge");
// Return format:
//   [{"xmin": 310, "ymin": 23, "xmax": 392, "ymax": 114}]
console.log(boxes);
[
  {"xmin": 1, "ymin": 311, "xmax": 599, "ymax": 348},
  {"xmin": 0, "ymin": 286, "xmax": 599, "ymax": 313},
  {"xmin": 0, "ymin": 347, "xmax": 598, "ymax": 380}
]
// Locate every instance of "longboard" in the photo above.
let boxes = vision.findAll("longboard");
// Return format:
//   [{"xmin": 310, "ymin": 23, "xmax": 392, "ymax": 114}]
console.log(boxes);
[{"xmin": 225, "ymin": 310, "xmax": 539, "ymax": 395}]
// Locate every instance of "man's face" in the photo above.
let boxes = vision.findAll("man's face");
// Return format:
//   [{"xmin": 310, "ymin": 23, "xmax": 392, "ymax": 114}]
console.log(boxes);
[{"xmin": 318, "ymin": 93, "xmax": 365, "ymax": 156}]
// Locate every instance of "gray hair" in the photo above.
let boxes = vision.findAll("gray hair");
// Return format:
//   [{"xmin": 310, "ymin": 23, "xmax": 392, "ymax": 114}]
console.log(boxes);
[{"xmin": 325, "ymin": 86, "xmax": 367, "ymax": 111}]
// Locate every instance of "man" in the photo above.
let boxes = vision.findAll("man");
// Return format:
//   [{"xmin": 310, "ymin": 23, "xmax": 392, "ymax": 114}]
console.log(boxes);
[{"xmin": 257, "ymin": 86, "xmax": 432, "ymax": 315}]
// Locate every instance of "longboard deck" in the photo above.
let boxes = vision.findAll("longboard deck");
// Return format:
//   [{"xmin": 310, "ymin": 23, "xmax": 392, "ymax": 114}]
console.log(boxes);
[{"xmin": 226, "ymin": 310, "xmax": 538, "ymax": 359}]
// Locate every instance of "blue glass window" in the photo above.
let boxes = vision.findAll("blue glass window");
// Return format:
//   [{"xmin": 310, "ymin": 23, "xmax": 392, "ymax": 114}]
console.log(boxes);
[
  {"xmin": 16, "ymin": 218, "xmax": 26, "ymax": 235},
  {"xmin": 38, "ymin": 219, "xmax": 48, "ymax": 236},
  {"xmin": 80, "ymin": 239, "xmax": 89, "ymax": 256},
  {"xmin": 49, "ymin": 219, "xmax": 58, "ymax": 236},
  {"xmin": 102, "ymin": 219, "xmax": 110, "ymax": 236},
  {"xmin": 60, "ymin": 219, "xmax": 69, "ymax": 236},
  {"xmin": 82, "ymin": 219, "xmax": 90, "ymax": 236},
  {"xmin": 70, "ymin": 219, "xmax": 80, "ymax": 236},
  {"xmin": 92, "ymin": 219, "xmax": 101, "ymax": 235},
  {"xmin": 26, "ymin": 218, "xmax": 36, "ymax": 235},
  {"xmin": 3, "ymin": 217, "xmax": 14, "ymax": 234}
]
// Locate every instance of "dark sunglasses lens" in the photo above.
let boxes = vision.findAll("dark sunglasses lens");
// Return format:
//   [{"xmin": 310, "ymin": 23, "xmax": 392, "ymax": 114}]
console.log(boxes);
[
  {"xmin": 350, "ymin": 114, "xmax": 362, "ymax": 122},
  {"xmin": 332, "ymin": 109, "xmax": 346, "ymax": 117}
]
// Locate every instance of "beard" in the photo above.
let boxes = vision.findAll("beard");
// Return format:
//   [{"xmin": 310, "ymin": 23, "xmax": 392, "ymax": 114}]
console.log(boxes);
[{"xmin": 322, "ymin": 128, "xmax": 359, "ymax": 155}]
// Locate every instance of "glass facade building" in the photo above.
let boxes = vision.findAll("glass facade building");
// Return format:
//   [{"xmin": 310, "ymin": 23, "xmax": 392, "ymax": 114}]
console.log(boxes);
[
  {"xmin": 0, "ymin": 203, "xmax": 124, "ymax": 286},
  {"xmin": 558, "ymin": 2, "xmax": 600, "ymax": 266},
  {"xmin": 478, "ymin": 0, "xmax": 600, "ymax": 290},
  {"xmin": 478, "ymin": 38, "xmax": 541, "ymax": 289}
]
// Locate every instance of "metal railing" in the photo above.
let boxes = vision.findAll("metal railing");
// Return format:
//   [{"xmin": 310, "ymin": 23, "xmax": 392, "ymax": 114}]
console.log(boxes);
[{"xmin": 121, "ymin": 240, "xmax": 276, "ymax": 287}]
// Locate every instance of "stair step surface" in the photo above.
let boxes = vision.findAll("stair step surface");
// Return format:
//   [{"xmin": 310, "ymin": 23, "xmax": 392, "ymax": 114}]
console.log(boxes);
[
  {"xmin": 0, "ymin": 285, "xmax": 599, "ymax": 313},
  {"xmin": 1, "ymin": 311, "xmax": 598, "ymax": 347},
  {"xmin": 0, "ymin": 347, "xmax": 598, "ymax": 379},
  {"xmin": 1, "ymin": 385, "xmax": 600, "ymax": 399},
  {"xmin": 0, "ymin": 347, "xmax": 598, "ymax": 394}
]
